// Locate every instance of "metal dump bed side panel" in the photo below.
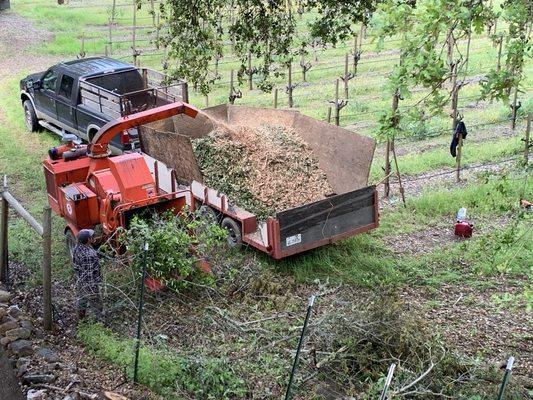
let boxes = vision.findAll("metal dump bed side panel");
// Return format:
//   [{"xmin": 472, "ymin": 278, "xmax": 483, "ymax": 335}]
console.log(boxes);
[{"xmin": 272, "ymin": 186, "xmax": 378, "ymax": 258}]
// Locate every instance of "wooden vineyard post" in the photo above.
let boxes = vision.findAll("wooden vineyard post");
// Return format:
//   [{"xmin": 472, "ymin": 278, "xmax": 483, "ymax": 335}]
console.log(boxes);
[
  {"xmin": 78, "ymin": 33, "xmax": 86, "ymax": 59},
  {"xmin": 510, "ymin": 85, "xmax": 521, "ymax": 131},
  {"xmin": 286, "ymin": 62, "xmax": 295, "ymax": 108},
  {"xmin": 446, "ymin": 28, "xmax": 455, "ymax": 82},
  {"xmin": 352, "ymin": 33, "xmax": 362, "ymax": 75},
  {"xmin": 384, "ymin": 139, "xmax": 391, "ymax": 197},
  {"xmin": 246, "ymin": 50, "xmax": 257, "ymax": 90},
  {"xmin": 132, "ymin": 0, "xmax": 139, "ymax": 67},
  {"xmin": 391, "ymin": 140, "xmax": 406, "ymax": 207},
  {"xmin": 300, "ymin": 55, "xmax": 311, "ymax": 83},
  {"xmin": 340, "ymin": 53, "xmax": 355, "ymax": 99},
  {"xmin": 450, "ymin": 61, "xmax": 463, "ymax": 182},
  {"xmin": 108, "ymin": 18, "xmax": 113, "ymax": 55},
  {"xmin": 111, "ymin": 0, "xmax": 117, "ymax": 24},
  {"xmin": 496, "ymin": 35, "xmax": 503, "ymax": 73},
  {"xmin": 0, "ymin": 178, "xmax": 7, "ymax": 284},
  {"xmin": 155, "ymin": 12, "xmax": 160, "ymax": 50},
  {"xmin": 150, "ymin": 0, "xmax": 156, "ymax": 27},
  {"xmin": 524, "ymin": 113, "xmax": 531, "ymax": 165},
  {"xmin": 273, "ymin": 88, "xmax": 278, "ymax": 108},
  {"xmin": 42, "ymin": 206, "xmax": 52, "ymax": 331},
  {"xmin": 228, "ymin": 70, "xmax": 242, "ymax": 104},
  {"xmin": 329, "ymin": 79, "xmax": 347, "ymax": 126},
  {"xmin": 204, "ymin": 94, "xmax": 209, "ymax": 108}
]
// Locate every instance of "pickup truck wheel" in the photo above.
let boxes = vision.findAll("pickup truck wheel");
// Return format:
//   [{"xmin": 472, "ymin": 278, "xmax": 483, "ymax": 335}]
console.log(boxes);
[
  {"xmin": 23, "ymin": 100, "xmax": 39, "ymax": 132},
  {"xmin": 65, "ymin": 229, "xmax": 76, "ymax": 262},
  {"xmin": 221, "ymin": 217, "xmax": 242, "ymax": 249}
]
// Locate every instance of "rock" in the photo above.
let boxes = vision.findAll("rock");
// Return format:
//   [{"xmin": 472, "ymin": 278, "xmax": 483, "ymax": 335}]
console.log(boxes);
[
  {"xmin": 0, "ymin": 289, "xmax": 10, "ymax": 303},
  {"xmin": 9, "ymin": 339, "xmax": 34, "ymax": 356},
  {"xmin": 0, "ymin": 307, "xmax": 6, "ymax": 320},
  {"xmin": 22, "ymin": 373, "xmax": 56, "ymax": 384},
  {"xmin": 37, "ymin": 347, "xmax": 60, "ymax": 363},
  {"xmin": 0, "ymin": 319, "xmax": 19, "ymax": 334},
  {"xmin": 20, "ymin": 319, "xmax": 33, "ymax": 333},
  {"xmin": 26, "ymin": 389, "xmax": 47, "ymax": 400},
  {"xmin": 7, "ymin": 305, "xmax": 22, "ymax": 318},
  {"xmin": 5, "ymin": 327, "xmax": 31, "ymax": 340},
  {"xmin": 1, "ymin": 336, "xmax": 12, "ymax": 346}
]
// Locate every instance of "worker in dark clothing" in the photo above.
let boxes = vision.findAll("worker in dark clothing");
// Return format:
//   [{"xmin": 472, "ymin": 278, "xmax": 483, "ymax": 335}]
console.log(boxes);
[{"xmin": 72, "ymin": 229, "xmax": 102, "ymax": 320}]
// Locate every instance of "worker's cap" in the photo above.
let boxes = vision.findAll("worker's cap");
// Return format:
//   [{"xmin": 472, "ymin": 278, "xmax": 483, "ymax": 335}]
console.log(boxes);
[{"xmin": 77, "ymin": 229, "xmax": 95, "ymax": 243}]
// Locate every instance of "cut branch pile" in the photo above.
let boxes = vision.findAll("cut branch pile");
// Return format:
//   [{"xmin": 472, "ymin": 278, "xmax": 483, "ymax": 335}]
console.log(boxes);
[{"xmin": 193, "ymin": 124, "xmax": 333, "ymax": 218}]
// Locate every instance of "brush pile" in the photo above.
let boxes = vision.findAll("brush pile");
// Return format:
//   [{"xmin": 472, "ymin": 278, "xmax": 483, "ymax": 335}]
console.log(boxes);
[{"xmin": 193, "ymin": 124, "xmax": 333, "ymax": 218}]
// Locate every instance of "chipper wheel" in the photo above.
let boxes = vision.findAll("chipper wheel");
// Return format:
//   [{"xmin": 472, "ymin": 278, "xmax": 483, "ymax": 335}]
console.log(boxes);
[
  {"xmin": 65, "ymin": 229, "xmax": 76, "ymax": 262},
  {"xmin": 221, "ymin": 217, "xmax": 242, "ymax": 249}
]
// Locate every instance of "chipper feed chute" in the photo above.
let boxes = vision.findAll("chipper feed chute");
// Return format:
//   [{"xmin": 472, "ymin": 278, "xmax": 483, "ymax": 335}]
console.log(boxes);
[{"xmin": 139, "ymin": 104, "xmax": 378, "ymax": 259}]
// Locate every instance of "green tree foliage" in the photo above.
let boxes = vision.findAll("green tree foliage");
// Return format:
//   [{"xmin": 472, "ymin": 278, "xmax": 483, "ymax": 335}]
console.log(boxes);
[
  {"xmin": 118, "ymin": 210, "xmax": 226, "ymax": 292},
  {"xmin": 480, "ymin": 0, "xmax": 532, "ymax": 100},
  {"xmin": 371, "ymin": 0, "xmax": 494, "ymax": 140},
  {"xmin": 159, "ymin": 0, "xmax": 375, "ymax": 94}
]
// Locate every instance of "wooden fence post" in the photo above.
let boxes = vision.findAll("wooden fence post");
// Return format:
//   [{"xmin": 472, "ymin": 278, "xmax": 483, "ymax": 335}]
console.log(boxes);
[
  {"xmin": 273, "ymin": 88, "xmax": 278, "ymax": 108},
  {"xmin": 0, "ymin": 179, "xmax": 8, "ymax": 284},
  {"xmin": 42, "ymin": 206, "xmax": 52, "ymax": 331},
  {"xmin": 524, "ymin": 113, "xmax": 531, "ymax": 165}
]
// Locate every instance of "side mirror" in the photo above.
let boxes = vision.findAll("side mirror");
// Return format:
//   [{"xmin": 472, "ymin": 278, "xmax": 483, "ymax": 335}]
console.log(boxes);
[{"xmin": 32, "ymin": 79, "xmax": 42, "ymax": 90}]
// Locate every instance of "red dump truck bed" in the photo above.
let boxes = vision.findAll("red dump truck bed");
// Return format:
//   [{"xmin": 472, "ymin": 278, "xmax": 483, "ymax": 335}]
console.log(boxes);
[{"xmin": 139, "ymin": 105, "xmax": 379, "ymax": 259}]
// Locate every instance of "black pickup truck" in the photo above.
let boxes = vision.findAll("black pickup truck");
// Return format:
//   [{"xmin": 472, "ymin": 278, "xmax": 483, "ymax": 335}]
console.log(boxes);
[{"xmin": 20, "ymin": 57, "xmax": 188, "ymax": 153}]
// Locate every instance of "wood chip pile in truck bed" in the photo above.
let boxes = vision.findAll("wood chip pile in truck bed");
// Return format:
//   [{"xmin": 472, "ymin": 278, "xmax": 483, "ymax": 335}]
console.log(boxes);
[{"xmin": 192, "ymin": 124, "xmax": 334, "ymax": 219}]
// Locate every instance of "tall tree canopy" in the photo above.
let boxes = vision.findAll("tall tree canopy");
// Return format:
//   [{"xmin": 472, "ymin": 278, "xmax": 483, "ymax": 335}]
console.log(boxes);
[{"xmin": 158, "ymin": 0, "xmax": 375, "ymax": 94}]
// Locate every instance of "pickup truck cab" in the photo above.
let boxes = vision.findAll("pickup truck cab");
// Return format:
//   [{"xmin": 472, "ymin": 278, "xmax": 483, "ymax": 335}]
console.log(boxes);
[{"xmin": 20, "ymin": 57, "xmax": 188, "ymax": 153}]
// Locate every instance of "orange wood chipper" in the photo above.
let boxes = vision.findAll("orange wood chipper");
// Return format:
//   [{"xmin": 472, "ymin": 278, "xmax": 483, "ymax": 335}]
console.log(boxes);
[{"xmin": 43, "ymin": 102, "xmax": 199, "ymax": 257}]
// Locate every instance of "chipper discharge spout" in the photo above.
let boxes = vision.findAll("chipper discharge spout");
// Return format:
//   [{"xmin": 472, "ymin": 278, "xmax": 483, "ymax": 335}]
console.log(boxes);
[{"xmin": 138, "ymin": 104, "xmax": 378, "ymax": 259}]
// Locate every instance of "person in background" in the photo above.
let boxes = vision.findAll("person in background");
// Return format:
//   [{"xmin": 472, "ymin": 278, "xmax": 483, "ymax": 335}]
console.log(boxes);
[{"xmin": 72, "ymin": 229, "xmax": 102, "ymax": 321}]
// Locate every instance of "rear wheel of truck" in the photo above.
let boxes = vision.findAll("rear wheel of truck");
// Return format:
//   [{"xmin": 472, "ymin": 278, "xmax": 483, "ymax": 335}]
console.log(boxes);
[
  {"xmin": 221, "ymin": 217, "xmax": 242, "ymax": 249},
  {"xmin": 65, "ymin": 229, "xmax": 76, "ymax": 262},
  {"xmin": 23, "ymin": 100, "xmax": 39, "ymax": 132}
]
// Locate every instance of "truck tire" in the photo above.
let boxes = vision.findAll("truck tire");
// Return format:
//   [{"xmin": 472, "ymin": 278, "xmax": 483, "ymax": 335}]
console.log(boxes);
[
  {"xmin": 65, "ymin": 229, "xmax": 76, "ymax": 262},
  {"xmin": 221, "ymin": 217, "xmax": 242, "ymax": 249},
  {"xmin": 23, "ymin": 100, "xmax": 39, "ymax": 132}
]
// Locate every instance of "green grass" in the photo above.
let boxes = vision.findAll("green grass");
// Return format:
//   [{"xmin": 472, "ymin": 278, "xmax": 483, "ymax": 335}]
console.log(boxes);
[
  {"xmin": 275, "ymin": 171, "xmax": 531, "ymax": 288},
  {"xmin": 77, "ymin": 322, "xmax": 247, "ymax": 399}
]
